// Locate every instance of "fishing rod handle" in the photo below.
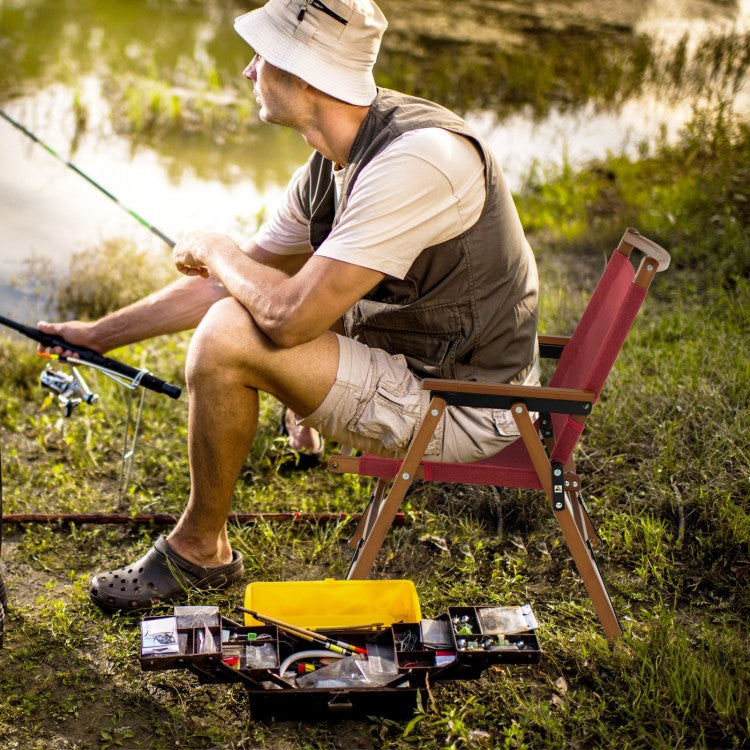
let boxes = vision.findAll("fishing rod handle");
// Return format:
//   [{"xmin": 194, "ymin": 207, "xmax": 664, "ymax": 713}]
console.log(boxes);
[
  {"xmin": 0, "ymin": 314, "xmax": 182, "ymax": 399},
  {"xmin": 129, "ymin": 370, "xmax": 182, "ymax": 400},
  {"xmin": 64, "ymin": 345, "xmax": 182, "ymax": 399}
]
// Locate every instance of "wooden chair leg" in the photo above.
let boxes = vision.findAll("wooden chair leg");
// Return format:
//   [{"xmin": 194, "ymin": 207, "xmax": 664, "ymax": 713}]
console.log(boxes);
[
  {"xmin": 554, "ymin": 493, "xmax": 622, "ymax": 638},
  {"xmin": 511, "ymin": 403, "xmax": 553, "ymax": 495},
  {"xmin": 564, "ymin": 459, "xmax": 601, "ymax": 547},
  {"xmin": 510, "ymin": 403, "xmax": 620, "ymax": 636},
  {"xmin": 347, "ymin": 480, "xmax": 411, "ymax": 580},
  {"xmin": 348, "ymin": 478, "xmax": 388, "ymax": 550},
  {"xmin": 347, "ymin": 397, "xmax": 446, "ymax": 580}
]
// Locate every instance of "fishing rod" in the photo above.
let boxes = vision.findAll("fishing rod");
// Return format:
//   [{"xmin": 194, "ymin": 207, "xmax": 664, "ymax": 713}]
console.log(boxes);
[
  {"xmin": 0, "ymin": 313, "xmax": 182, "ymax": 497},
  {"xmin": 0, "ymin": 109, "xmax": 176, "ymax": 248},
  {"xmin": 0, "ymin": 314, "xmax": 181, "ymax": 401},
  {"xmin": 1, "ymin": 111, "xmax": 181, "ymax": 400},
  {"xmin": 2, "ymin": 110, "xmax": 182, "ymax": 486}
]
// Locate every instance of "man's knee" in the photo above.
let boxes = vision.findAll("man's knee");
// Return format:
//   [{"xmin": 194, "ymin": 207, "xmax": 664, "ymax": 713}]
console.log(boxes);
[{"xmin": 185, "ymin": 298, "xmax": 266, "ymax": 383}]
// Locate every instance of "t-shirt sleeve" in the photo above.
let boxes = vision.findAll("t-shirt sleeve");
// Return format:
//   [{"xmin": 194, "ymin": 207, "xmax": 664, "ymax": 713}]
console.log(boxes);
[
  {"xmin": 254, "ymin": 163, "xmax": 313, "ymax": 255},
  {"xmin": 315, "ymin": 128, "xmax": 485, "ymax": 279}
]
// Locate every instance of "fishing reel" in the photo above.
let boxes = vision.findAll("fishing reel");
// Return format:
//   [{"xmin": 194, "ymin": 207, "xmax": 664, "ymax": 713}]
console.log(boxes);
[
  {"xmin": 40, "ymin": 364, "xmax": 98, "ymax": 418},
  {"xmin": 36, "ymin": 353, "xmax": 148, "ymax": 498}
]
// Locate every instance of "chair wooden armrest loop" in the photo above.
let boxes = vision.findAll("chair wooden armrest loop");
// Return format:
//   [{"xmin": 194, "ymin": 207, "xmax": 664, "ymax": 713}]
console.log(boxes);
[
  {"xmin": 538, "ymin": 335, "xmax": 570, "ymax": 359},
  {"xmin": 421, "ymin": 379, "xmax": 595, "ymax": 416},
  {"xmin": 620, "ymin": 227, "xmax": 671, "ymax": 271}
]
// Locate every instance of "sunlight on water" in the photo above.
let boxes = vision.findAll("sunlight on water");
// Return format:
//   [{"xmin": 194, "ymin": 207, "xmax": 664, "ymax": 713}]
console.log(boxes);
[
  {"xmin": 469, "ymin": 93, "xmax": 700, "ymax": 191},
  {"xmin": 636, "ymin": 0, "xmax": 750, "ymax": 45}
]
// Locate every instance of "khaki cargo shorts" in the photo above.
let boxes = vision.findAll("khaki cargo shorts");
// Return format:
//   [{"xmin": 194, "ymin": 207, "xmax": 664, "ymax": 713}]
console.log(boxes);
[{"xmin": 298, "ymin": 334, "xmax": 540, "ymax": 463}]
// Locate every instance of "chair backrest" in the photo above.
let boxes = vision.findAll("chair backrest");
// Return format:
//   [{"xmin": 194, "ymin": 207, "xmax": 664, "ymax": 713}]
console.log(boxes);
[{"xmin": 547, "ymin": 228, "xmax": 670, "ymax": 464}]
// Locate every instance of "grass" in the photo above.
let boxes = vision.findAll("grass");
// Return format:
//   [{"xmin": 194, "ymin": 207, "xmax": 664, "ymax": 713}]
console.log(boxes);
[{"xmin": 1, "ymin": 107, "xmax": 749, "ymax": 750}]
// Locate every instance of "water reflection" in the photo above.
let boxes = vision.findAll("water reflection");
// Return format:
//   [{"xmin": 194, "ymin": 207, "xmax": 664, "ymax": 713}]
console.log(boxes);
[
  {"xmin": 0, "ymin": 0, "xmax": 748, "ymax": 317},
  {"xmin": 469, "ymin": 93, "xmax": 703, "ymax": 191},
  {"xmin": 0, "ymin": 0, "xmax": 253, "ymax": 98}
]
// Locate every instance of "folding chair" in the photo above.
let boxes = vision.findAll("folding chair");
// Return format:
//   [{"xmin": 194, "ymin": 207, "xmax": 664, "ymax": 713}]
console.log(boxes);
[{"xmin": 329, "ymin": 228, "xmax": 671, "ymax": 639}]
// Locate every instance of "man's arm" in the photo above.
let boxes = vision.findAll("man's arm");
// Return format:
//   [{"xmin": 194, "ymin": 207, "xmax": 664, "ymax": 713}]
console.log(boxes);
[
  {"xmin": 39, "ymin": 240, "xmax": 311, "ymax": 354},
  {"xmin": 173, "ymin": 232, "xmax": 384, "ymax": 348}
]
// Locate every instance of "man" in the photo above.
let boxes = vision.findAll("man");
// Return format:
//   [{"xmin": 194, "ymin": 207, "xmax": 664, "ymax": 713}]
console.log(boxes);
[{"xmin": 40, "ymin": 0, "xmax": 539, "ymax": 613}]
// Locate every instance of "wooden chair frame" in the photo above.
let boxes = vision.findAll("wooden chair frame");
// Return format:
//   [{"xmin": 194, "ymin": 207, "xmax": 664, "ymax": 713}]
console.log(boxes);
[{"xmin": 329, "ymin": 228, "xmax": 671, "ymax": 639}]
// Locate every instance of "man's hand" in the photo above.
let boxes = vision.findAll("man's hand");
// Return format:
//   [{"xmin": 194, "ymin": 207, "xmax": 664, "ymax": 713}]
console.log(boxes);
[
  {"xmin": 37, "ymin": 320, "xmax": 103, "ymax": 356},
  {"xmin": 173, "ymin": 232, "xmax": 239, "ymax": 279}
]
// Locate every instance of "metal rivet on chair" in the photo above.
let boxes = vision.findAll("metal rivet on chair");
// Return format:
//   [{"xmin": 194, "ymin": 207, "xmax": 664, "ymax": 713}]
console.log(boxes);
[
  {"xmin": 431, "ymin": 409, "xmax": 439, "ymax": 416},
  {"xmin": 402, "ymin": 472, "xmax": 410, "ymax": 480}
]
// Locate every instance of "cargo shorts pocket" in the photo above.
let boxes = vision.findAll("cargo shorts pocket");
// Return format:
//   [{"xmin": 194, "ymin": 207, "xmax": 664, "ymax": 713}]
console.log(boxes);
[
  {"xmin": 348, "ymin": 356, "xmax": 443, "ymax": 457},
  {"xmin": 348, "ymin": 383, "xmax": 420, "ymax": 454}
]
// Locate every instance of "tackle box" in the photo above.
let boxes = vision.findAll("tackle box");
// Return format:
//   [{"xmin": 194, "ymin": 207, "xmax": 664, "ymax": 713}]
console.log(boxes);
[{"xmin": 140, "ymin": 581, "xmax": 541, "ymax": 720}]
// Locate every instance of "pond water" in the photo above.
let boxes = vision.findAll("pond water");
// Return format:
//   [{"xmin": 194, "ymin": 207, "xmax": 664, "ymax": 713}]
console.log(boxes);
[{"xmin": 1, "ymin": 0, "xmax": 749, "ymax": 318}]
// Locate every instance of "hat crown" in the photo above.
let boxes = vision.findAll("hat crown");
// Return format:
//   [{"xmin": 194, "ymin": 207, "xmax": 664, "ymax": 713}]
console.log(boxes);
[
  {"xmin": 234, "ymin": 0, "xmax": 387, "ymax": 105},
  {"xmin": 295, "ymin": 0, "xmax": 386, "ymax": 59}
]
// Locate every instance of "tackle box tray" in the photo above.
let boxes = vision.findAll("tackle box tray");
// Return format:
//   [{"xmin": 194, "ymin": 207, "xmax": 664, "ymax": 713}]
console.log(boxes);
[{"xmin": 140, "ymin": 600, "xmax": 541, "ymax": 720}]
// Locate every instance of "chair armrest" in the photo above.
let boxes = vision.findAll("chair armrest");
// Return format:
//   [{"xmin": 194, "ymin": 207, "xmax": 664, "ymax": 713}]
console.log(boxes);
[
  {"xmin": 538, "ymin": 335, "xmax": 570, "ymax": 360},
  {"xmin": 421, "ymin": 378, "xmax": 595, "ymax": 416},
  {"xmin": 621, "ymin": 227, "xmax": 671, "ymax": 271}
]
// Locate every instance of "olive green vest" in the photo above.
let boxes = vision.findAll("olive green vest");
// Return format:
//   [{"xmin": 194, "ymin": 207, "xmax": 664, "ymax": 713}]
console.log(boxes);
[{"xmin": 296, "ymin": 88, "xmax": 538, "ymax": 383}]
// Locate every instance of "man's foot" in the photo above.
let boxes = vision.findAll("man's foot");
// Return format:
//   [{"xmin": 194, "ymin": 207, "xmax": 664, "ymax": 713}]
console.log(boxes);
[
  {"xmin": 89, "ymin": 536, "xmax": 244, "ymax": 613},
  {"xmin": 279, "ymin": 407, "xmax": 325, "ymax": 466}
]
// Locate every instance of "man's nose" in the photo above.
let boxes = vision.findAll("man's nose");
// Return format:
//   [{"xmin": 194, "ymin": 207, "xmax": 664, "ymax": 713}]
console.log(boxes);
[{"xmin": 243, "ymin": 55, "xmax": 259, "ymax": 81}]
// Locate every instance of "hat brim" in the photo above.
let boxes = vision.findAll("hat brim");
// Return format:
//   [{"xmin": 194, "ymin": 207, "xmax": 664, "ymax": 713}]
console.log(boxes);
[{"xmin": 234, "ymin": 8, "xmax": 377, "ymax": 106}]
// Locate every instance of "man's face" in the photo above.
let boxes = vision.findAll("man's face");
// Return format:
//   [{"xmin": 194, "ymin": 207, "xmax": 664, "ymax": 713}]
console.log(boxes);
[{"xmin": 243, "ymin": 54, "xmax": 305, "ymax": 127}]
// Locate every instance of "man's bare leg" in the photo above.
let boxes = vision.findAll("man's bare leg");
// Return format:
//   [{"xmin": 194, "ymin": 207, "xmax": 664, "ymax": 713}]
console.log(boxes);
[{"xmin": 166, "ymin": 297, "xmax": 339, "ymax": 567}]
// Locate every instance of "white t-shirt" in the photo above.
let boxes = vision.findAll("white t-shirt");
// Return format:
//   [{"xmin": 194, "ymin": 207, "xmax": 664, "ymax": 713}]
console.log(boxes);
[{"xmin": 254, "ymin": 127, "xmax": 485, "ymax": 279}]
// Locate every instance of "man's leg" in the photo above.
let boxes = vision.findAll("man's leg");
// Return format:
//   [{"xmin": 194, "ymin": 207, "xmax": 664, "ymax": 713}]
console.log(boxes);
[
  {"xmin": 166, "ymin": 297, "xmax": 339, "ymax": 567},
  {"xmin": 89, "ymin": 297, "xmax": 340, "ymax": 611}
]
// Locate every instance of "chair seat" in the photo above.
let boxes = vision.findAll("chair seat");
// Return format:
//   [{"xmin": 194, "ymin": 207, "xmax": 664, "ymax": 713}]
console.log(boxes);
[{"xmin": 353, "ymin": 434, "xmax": 545, "ymax": 490}]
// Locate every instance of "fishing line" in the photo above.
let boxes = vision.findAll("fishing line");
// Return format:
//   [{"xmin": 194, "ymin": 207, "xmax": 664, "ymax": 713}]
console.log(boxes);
[{"xmin": 0, "ymin": 108, "xmax": 175, "ymax": 248}]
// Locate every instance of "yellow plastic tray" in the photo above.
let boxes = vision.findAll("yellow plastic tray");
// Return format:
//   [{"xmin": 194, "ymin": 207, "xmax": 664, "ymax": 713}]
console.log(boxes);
[{"xmin": 242, "ymin": 579, "xmax": 421, "ymax": 629}]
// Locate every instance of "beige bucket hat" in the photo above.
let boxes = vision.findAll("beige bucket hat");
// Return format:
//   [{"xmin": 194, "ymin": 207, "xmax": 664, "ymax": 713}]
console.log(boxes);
[{"xmin": 234, "ymin": 0, "xmax": 388, "ymax": 106}]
